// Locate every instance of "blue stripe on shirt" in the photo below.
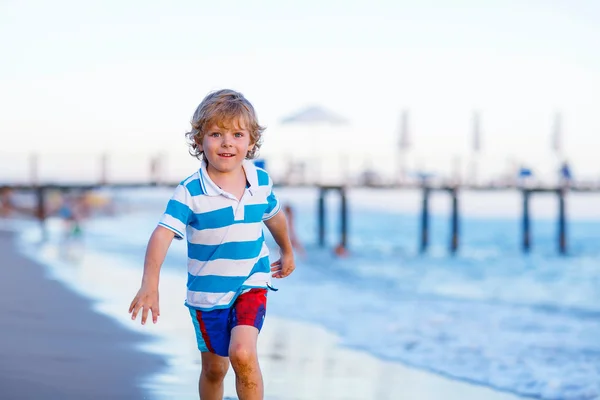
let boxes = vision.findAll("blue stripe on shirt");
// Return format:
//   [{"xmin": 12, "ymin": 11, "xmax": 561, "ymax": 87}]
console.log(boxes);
[
  {"xmin": 189, "ymin": 207, "xmax": 235, "ymax": 230},
  {"xmin": 188, "ymin": 239, "xmax": 264, "ymax": 261},
  {"xmin": 186, "ymin": 256, "xmax": 271, "ymax": 293},
  {"xmin": 187, "ymin": 274, "xmax": 247, "ymax": 293},
  {"xmin": 256, "ymin": 169, "xmax": 269, "ymax": 186},
  {"xmin": 165, "ymin": 199, "xmax": 192, "ymax": 225},
  {"xmin": 264, "ymin": 191, "xmax": 278, "ymax": 214},
  {"xmin": 251, "ymin": 255, "xmax": 271, "ymax": 274},
  {"xmin": 186, "ymin": 179, "xmax": 204, "ymax": 196},
  {"xmin": 244, "ymin": 204, "xmax": 268, "ymax": 223},
  {"xmin": 188, "ymin": 204, "xmax": 269, "ymax": 230}
]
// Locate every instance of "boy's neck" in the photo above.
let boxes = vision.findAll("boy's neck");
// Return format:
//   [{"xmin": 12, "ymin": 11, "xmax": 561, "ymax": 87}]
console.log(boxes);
[{"xmin": 205, "ymin": 162, "xmax": 247, "ymax": 196}]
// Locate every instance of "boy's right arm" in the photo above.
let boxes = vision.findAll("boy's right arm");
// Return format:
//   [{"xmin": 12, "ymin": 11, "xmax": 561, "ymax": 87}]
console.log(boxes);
[{"xmin": 128, "ymin": 225, "xmax": 175, "ymax": 325}]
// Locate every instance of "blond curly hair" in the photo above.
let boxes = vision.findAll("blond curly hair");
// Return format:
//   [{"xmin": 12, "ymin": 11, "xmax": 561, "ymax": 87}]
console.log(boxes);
[{"xmin": 185, "ymin": 89, "xmax": 265, "ymax": 160}]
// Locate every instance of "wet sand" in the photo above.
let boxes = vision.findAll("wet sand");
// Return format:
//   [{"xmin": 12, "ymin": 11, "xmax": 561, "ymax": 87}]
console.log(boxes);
[
  {"xmin": 0, "ymin": 229, "xmax": 164, "ymax": 400},
  {"xmin": 255, "ymin": 317, "xmax": 525, "ymax": 400}
]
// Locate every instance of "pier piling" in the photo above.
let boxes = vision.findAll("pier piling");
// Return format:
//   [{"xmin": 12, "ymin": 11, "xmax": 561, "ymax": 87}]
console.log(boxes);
[
  {"xmin": 318, "ymin": 189, "xmax": 326, "ymax": 247},
  {"xmin": 35, "ymin": 186, "xmax": 47, "ymax": 240},
  {"xmin": 420, "ymin": 187, "xmax": 430, "ymax": 253},
  {"xmin": 317, "ymin": 186, "xmax": 348, "ymax": 250},
  {"xmin": 340, "ymin": 189, "xmax": 348, "ymax": 248},
  {"xmin": 450, "ymin": 188, "xmax": 459, "ymax": 254},
  {"xmin": 558, "ymin": 188, "xmax": 567, "ymax": 254},
  {"xmin": 522, "ymin": 189, "xmax": 531, "ymax": 252}
]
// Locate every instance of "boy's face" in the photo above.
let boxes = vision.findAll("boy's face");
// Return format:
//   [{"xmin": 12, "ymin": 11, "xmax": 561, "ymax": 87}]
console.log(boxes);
[{"xmin": 197, "ymin": 119, "xmax": 254, "ymax": 175}]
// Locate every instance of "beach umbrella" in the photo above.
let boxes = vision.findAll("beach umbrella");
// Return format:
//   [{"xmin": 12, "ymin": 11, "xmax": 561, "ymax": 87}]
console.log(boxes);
[
  {"xmin": 280, "ymin": 106, "xmax": 348, "ymax": 125},
  {"xmin": 276, "ymin": 106, "xmax": 350, "ymax": 184}
]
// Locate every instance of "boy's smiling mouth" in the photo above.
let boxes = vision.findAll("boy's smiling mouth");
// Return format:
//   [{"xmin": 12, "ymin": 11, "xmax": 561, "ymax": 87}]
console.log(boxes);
[{"xmin": 218, "ymin": 153, "xmax": 235, "ymax": 158}]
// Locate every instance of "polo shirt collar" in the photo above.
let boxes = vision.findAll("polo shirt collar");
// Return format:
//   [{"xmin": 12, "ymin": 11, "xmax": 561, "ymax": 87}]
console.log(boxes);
[
  {"xmin": 199, "ymin": 158, "xmax": 258, "ymax": 197},
  {"xmin": 242, "ymin": 159, "xmax": 259, "ymax": 188}
]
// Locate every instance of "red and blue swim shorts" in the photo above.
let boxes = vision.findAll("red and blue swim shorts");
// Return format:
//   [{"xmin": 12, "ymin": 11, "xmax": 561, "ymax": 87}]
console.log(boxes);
[{"xmin": 188, "ymin": 288, "xmax": 267, "ymax": 357}]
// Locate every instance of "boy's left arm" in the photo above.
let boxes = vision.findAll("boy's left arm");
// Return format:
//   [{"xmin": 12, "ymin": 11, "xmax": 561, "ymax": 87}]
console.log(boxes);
[{"xmin": 264, "ymin": 211, "xmax": 296, "ymax": 279}]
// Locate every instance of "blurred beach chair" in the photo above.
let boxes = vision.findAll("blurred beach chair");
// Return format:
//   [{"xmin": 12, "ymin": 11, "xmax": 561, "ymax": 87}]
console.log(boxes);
[{"xmin": 517, "ymin": 166, "xmax": 535, "ymax": 187}]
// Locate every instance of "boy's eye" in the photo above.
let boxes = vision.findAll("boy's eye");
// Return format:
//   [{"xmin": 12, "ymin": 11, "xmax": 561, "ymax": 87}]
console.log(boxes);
[
  {"xmin": 234, "ymin": 132, "xmax": 243, "ymax": 138},
  {"xmin": 210, "ymin": 132, "xmax": 221, "ymax": 137}
]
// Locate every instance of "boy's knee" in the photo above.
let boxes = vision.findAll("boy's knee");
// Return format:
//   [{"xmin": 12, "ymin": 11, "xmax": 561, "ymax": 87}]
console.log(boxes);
[
  {"xmin": 229, "ymin": 344, "xmax": 257, "ymax": 369},
  {"xmin": 202, "ymin": 359, "xmax": 229, "ymax": 382}
]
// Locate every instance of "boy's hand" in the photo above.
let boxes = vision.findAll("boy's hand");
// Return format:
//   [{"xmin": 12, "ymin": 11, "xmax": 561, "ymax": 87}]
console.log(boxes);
[
  {"xmin": 129, "ymin": 286, "xmax": 160, "ymax": 325},
  {"xmin": 270, "ymin": 251, "xmax": 295, "ymax": 279}
]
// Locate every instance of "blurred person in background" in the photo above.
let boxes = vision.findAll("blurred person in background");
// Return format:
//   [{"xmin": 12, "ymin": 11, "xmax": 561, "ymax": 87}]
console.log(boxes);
[
  {"xmin": 282, "ymin": 204, "xmax": 305, "ymax": 256},
  {"xmin": 0, "ymin": 187, "xmax": 14, "ymax": 217}
]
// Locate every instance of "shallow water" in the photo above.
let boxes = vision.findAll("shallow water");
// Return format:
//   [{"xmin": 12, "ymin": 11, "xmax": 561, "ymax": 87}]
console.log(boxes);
[{"xmin": 18, "ymin": 187, "xmax": 600, "ymax": 399}]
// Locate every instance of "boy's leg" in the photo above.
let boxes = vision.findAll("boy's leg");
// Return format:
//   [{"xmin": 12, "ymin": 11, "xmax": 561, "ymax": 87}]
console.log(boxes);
[
  {"xmin": 228, "ymin": 288, "xmax": 267, "ymax": 400},
  {"xmin": 199, "ymin": 352, "xmax": 229, "ymax": 400},
  {"xmin": 229, "ymin": 325, "xmax": 263, "ymax": 400},
  {"xmin": 189, "ymin": 307, "xmax": 232, "ymax": 400}
]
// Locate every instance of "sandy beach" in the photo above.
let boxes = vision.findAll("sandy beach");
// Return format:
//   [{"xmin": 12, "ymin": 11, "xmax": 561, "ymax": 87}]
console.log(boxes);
[
  {"xmin": 0, "ymin": 219, "xmax": 527, "ymax": 400},
  {"xmin": 0, "ymin": 228, "xmax": 164, "ymax": 400}
]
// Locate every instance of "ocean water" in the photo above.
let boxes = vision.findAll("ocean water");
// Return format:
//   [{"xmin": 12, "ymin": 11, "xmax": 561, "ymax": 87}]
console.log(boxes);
[{"xmin": 19, "ymin": 187, "xmax": 600, "ymax": 400}]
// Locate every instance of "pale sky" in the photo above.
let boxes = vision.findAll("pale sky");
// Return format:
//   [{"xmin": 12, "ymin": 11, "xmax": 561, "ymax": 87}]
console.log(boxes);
[{"xmin": 1, "ymin": 0, "xmax": 599, "ymax": 183}]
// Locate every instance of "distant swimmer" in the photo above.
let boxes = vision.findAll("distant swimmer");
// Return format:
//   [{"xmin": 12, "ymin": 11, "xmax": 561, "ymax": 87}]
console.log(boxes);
[
  {"xmin": 334, "ymin": 242, "xmax": 349, "ymax": 258},
  {"xmin": 0, "ymin": 187, "xmax": 14, "ymax": 217},
  {"xmin": 283, "ymin": 204, "xmax": 305, "ymax": 256},
  {"xmin": 57, "ymin": 194, "xmax": 84, "ymax": 239}
]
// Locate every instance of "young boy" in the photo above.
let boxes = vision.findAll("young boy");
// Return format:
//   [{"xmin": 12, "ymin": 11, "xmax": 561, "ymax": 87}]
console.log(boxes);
[{"xmin": 129, "ymin": 89, "xmax": 295, "ymax": 400}]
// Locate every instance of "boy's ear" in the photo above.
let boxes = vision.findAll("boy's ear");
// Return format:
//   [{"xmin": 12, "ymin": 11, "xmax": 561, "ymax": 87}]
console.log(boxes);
[{"xmin": 195, "ymin": 136, "xmax": 203, "ymax": 151}]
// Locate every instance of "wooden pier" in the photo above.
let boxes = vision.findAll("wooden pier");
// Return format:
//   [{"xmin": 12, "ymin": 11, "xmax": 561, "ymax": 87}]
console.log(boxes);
[
  {"xmin": 415, "ymin": 185, "xmax": 573, "ymax": 255},
  {"xmin": 1, "ymin": 153, "xmax": 597, "ymax": 255},
  {"xmin": 314, "ymin": 183, "xmax": 578, "ymax": 256},
  {"xmin": 317, "ymin": 186, "xmax": 348, "ymax": 249}
]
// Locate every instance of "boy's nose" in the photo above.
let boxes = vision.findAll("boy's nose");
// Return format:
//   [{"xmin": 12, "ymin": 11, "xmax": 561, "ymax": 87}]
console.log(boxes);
[{"xmin": 221, "ymin": 136, "xmax": 233, "ymax": 147}]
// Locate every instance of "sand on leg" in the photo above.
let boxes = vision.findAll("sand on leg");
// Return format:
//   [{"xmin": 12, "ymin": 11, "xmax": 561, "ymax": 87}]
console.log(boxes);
[{"xmin": 229, "ymin": 325, "xmax": 263, "ymax": 400}]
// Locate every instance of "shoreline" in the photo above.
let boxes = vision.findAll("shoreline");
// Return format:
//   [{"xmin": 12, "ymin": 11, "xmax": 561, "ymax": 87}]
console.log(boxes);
[
  {"xmin": 1, "ymin": 218, "xmax": 526, "ymax": 400},
  {"xmin": 256, "ymin": 317, "xmax": 526, "ymax": 400},
  {"xmin": 0, "ymin": 226, "xmax": 165, "ymax": 400}
]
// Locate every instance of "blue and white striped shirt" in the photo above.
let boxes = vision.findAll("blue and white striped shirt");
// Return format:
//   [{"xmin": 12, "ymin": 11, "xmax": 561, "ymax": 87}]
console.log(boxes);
[{"xmin": 158, "ymin": 159, "xmax": 280, "ymax": 311}]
